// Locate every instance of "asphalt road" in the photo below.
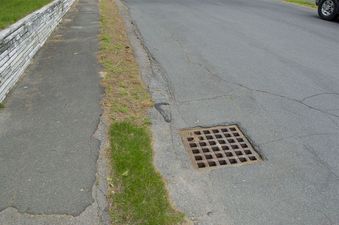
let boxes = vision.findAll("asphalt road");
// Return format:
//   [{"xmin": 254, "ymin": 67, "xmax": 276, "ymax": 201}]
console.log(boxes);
[{"xmin": 123, "ymin": 0, "xmax": 339, "ymax": 224}]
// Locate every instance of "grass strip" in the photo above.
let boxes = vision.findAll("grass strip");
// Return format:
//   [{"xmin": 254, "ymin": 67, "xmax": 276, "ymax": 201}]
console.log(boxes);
[
  {"xmin": 285, "ymin": 0, "xmax": 316, "ymax": 8},
  {"xmin": 0, "ymin": 103, "xmax": 4, "ymax": 109},
  {"xmin": 99, "ymin": 0, "xmax": 185, "ymax": 224},
  {"xmin": 110, "ymin": 122, "xmax": 184, "ymax": 225},
  {"xmin": 0, "ymin": 0, "xmax": 51, "ymax": 29}
]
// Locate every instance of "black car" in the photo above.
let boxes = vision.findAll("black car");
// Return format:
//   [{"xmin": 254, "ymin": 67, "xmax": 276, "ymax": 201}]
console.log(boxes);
[{"xmin": 316, "ymin": 0, "xmax": 339, "ymax": 20}]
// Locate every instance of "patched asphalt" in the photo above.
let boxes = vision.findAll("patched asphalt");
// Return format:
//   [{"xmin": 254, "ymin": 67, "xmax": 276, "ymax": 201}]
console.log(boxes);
[{"xmin": 0, "ymin": 0, "xmax": 108, "ymax": 223}]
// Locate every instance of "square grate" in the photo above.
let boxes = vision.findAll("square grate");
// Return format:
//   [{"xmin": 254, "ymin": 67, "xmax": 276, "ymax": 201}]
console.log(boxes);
[{"xmin": 180, "ymin": 125, "xmax": 261, "ymax": 169}]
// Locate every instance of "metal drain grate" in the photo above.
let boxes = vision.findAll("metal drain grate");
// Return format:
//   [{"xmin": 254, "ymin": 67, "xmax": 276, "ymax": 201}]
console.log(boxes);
[{"xmin": 180, "ymin": 125, "xmax": 261, "ymax": 169}]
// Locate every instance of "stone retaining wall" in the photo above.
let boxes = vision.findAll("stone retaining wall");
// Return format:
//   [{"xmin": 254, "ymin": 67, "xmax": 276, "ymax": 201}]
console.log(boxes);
[{"xmin": 0, "ymin": 0, "xmax": 75, "ymax": 101}]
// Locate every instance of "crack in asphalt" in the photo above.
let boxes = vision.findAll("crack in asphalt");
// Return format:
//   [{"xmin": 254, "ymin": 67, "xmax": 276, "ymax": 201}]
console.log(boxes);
[
  {"xmin": 187, "ymin": 54, "xmax": 339, "ymax": 123},
  {"xmin": 176, "ymin": 53, "xmax": 339, "ymax": 129},
  {"xmin": 166, "ymin": 24, "xmax": 339, "ymax": 122},
  {"xmin": 303, "ymin": 144, "xmax": 339, "ymax": 181},
  {"xmin": 301, "ymin": 92, "xmax": 339, "ymax": 102},
  {"xmin": 130, "ymin": 19, "xmax": 178, "ymax": 102},
  {"xmin": 177, "ymin": 94, "xmax": 233, "ymax": 104},
  {"xmin": 146, "ymin": 34, "xmax": 339, "ymax": 133},
  {"xmin": 196, "ymin": 59, "xmax": 339, "ymax": 120}
]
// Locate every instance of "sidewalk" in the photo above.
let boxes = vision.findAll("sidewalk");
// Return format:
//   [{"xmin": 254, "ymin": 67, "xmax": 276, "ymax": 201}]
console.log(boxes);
[{"xmin": 0, "ymin": 0, "xmax": 109, "ymax": 224}]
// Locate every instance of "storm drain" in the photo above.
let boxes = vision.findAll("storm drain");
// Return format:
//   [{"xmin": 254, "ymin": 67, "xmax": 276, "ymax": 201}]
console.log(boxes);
[{"xmin": 180, "ymin": 125, "xmax": 261, "ymax": 169}]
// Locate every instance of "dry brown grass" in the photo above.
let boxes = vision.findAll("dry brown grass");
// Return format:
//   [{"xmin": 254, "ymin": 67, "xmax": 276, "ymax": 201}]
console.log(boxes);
[{"xmin": 98, "ymin": 0, "xmax": 152, "ymax": 126}]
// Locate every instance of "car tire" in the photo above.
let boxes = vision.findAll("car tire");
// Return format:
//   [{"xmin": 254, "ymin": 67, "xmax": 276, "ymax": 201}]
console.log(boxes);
[{"xmin": 318, "ymin": 0, "xmax": 338, "ymax": 20}]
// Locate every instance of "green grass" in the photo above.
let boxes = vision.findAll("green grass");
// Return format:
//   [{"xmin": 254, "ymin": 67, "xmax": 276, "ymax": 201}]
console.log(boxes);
[
  {"xmin": 0, "ymin": 0, "xmax": 52, "ymax": 29},
  {"xmin": 285, "ymin": 0, "xmax": 316, "ymax": 8},
  {"xmin": 110, "ymin": 122, "xmax": 184, "ymax": 225},
  {"xmin": 0, "ymin": 103, "xmax": 4, "ymax": 109}
]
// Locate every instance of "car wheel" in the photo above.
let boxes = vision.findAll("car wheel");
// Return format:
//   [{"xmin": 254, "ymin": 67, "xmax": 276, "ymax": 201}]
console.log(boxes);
[{"xmin": 318, "ymin": 0, "xmax": 338, "ymax": 20}]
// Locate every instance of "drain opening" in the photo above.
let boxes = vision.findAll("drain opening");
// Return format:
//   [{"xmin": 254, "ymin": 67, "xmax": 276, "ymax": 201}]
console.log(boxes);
[{"xmin": 180, "ymin": 125, "xmax": 261, "ymax": 169}]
